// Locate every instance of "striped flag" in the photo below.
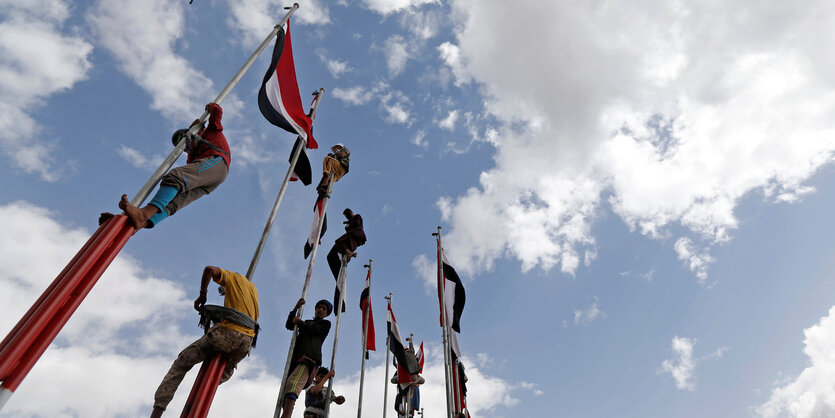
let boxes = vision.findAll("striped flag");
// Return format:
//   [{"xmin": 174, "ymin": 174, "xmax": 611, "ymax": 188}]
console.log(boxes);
[
  {"xmin": 258, "ymin": 19, "xmax": 317, "ymax": 149},
  {"xmin": 440, "ymin": 248, "xmax": 466, "ymax": 332},
  {"xmin": 303, "ymin": 195, "xmax": 327, "ymax": 259},
  {"xmin": 360, "ymin": 270, "xmax": 376, "ymax": 353}
]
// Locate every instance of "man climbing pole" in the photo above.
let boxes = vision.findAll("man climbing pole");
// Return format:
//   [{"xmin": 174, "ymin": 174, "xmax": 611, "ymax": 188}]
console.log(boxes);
[
  {"xmin": 149, "ymin": 265, "xmax": 258, "ymax": 418},
  {"xmin": 118, "ymin": 102, "xmax": 231, "ymax": 232},
  {"xmin": 316, "ymin": 143, "xmax": 350, "ymax": 196},
  {"xmin": 326, "ymin": 208, "xmax": 366, "ymax": 279},
  {"xmin": 280, "ymin": 298, "xmax": 332, "ymax": 418},
  {"xmin": 303, "ymin": 367, "xmax": 345, "ymax": 418}
]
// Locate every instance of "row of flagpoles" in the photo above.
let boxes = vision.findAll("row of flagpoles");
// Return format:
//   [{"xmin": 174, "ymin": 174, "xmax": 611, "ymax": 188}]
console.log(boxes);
[{"xmin": 0, "ymin": 1, "xmax": 472, "ymax": 416}]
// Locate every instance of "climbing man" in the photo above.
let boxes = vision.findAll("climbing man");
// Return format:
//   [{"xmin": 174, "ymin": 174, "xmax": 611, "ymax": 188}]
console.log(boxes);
[
  {"xmin": 303, "ymin": 367, "xmax": 345, "ymax": 418},
  {"xmin": 326, "ymin": 208, "xmax": 366, "ymax": 279},
  {"xmin": 280, "ymin": 298, "xmax": 333, "ymax": 418},
  {"xmin": 149, "ymin": 265, "xmax": 259, "ymax": 418},
  {"xmin": 316, "ymin": 143, "xmax": 350, "ymax": 195},
  {"xmin": 118, "ymin": 102, "xmax": 230, "ymax": 231}
]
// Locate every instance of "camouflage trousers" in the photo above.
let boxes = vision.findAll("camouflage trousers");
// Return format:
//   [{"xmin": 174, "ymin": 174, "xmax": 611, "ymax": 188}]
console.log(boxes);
[{"xmin": 153, "ymin": 325, "xmax": 252, "ymax": 410}]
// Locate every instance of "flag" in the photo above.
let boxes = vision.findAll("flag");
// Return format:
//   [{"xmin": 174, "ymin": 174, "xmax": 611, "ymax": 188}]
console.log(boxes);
[
  {"xmin": 452, "ymin": 358, "xmax": 470, "ymax": 417},
  {"xmin": 387, "ymin": 303, "xmax": 412, "ymax": 384},
  {"xmin": 303, "ymin": 195, "xmax": 327, "ymax": 259},
  {"xmin": 440, "ymin": 248, "xmax": 466, "ymax": 332},
  {"xmin": 258, "ymin": 19, "xmax": 317, "ymax": 149},
  {"xmin": 288, "ymin": 136, "xmax": 312, "ymax": 185},
  {"xmin": 416, "ymin": 341, "xmax": 424, "ymax": 372},
  {"xmin": 360, "ymin": 270, "xmax": 376, "ymax": 353}
]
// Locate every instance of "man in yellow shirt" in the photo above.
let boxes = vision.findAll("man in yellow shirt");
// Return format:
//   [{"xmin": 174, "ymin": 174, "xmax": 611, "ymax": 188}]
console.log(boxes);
[{"xmin": 150, "ymin": 266, "xmax": 259, "ymax": 418}]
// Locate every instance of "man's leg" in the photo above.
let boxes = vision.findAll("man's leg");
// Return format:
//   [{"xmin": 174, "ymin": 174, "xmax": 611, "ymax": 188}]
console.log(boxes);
[
  {"xmin": 152, "ymin": 334, "xmax": 212, "ymax": 412},
  {"xmin": 280, "ymin": 363, "xmax": 310, "ymax": 418},
  {"xmin": 155, "ymin": 157, "xmax": 227, "ymax": 226}
]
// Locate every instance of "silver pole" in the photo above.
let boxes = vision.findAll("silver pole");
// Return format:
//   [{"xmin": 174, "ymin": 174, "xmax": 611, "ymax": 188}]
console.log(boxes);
[
  {"xmin": 246, "ymin": 88, "xmax": 325, "ymax": 279},
  {"xmin": 357, "ymin": 260, "xmax": 373, "ymax": 418},
  {"xmin": 273, "ymin": 170, "xmax": 336, "ymax": 418},
  {"xmin": 130, "ymin": 4, "xmax": 300, "ymax": 207},
  {"xmin": 382, "ymin": 293, "xmax": 392, "ymax": 418},
  {"xmin": 434, "ymin": 227, "xmax": 455, "ymax": 418},
  {"xmin": 323, "ymin": 255, "xmax": 349, "ymax": 418}
]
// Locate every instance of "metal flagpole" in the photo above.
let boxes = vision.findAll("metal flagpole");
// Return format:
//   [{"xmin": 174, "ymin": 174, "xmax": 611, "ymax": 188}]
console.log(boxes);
[
  {"xmin": 130, "ymin": 3, "xmax": 300, "ymax": 208},
  {"xmin": 357, "ymin": 260, "xmax": 373, "ymax": 418},
  {"xmin": 246, "ymin": 88, "xmax": 325, "ymax": 279},
  {"xmin": 382, "ymin": 293, "xmax": 392, "ymax": 418},
  {"xmin": 273, "ymin": 169, "xmax": 336, "ymax": 418},
  {"xmin": 433, "ymin": 226, "xmax": 455, "ymax": 418},
  {"xmin": 323, "ymin": 255, "xmax": 349, "ymax": 418}
]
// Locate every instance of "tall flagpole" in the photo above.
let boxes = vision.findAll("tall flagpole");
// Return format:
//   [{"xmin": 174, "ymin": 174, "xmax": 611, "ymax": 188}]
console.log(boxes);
[
  {"xmin": 357, "ymin": 260, "xmax": 373, "ymax": 418},
  {"xmin": 131, "ymin": 3, "xmax": 300, "ymax": 208},
  {"xmin": 324, "ymin": 255, "xmax": 349, "ymax": 418},
  {"xmin": 273, "ymin": 170, "xmax": 336, "ymax": 418},
  {"xmin": 382, "ymin": 293, "xmax": 392, "ymax": 418},
  {"xmin": 433, "ymin": 226, "xmax": 455, "ymax": 418},
  {"xmin": 247, "ymin": 88, "xmax": 325, "ymax": 279},
  {"xmin": 404, "ymin": 333, "xmax": 414, "ymax": 418}
]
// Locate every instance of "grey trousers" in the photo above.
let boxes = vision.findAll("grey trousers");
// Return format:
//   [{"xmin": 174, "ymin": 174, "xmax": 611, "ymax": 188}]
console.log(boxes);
[{"xmin": 159, "ymin": 156, "xmax": 228, "ymax": 216}]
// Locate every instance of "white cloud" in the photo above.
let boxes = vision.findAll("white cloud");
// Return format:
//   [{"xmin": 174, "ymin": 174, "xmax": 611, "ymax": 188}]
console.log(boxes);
[
  {"xmin": 437, "ymin": 42, "xmax": 470, "ymax": 86},
  {"xmin": 361, "ymin": 0, "xmax": 437, "ymax": 16},
  {"xmin": 674, "ymin": 238, "xmax": 714, "ymax": 284},
  {"xmin": 226, "ymin": 0, "xmax": 331, "ymax": 49},
  {"xmin": 384, "ymin": 35, "xmax": 410, "ymax": 77},
  {"xmin": 438, "ymin": 110, "xmax": 459, "ymax": 131},
  {"xmin": 400, "ymin": 8, "xmax": 442, "ymax": 40},
  {"xmin": 437, "ymin": 1, "xmax": 835, "ymax": 280},
  {"xmin": 759, "ymin": 306, "xmax": 835, "ymax": 417},
  {"xmin": 412, "ymin": 253, "xmax": 435, "ymax": 293},
  {"xmin": 380, "ymin": 89, "xmax": 413, "ymax": 125},
  {"xmin": 333, "ymin": 82, "xmax": 412, "ymax": 124},
  {"xmin": 118, "ymin": 145, "xmax": 165, "ymax": 171},
  {"xmin": 332, "ymin": 86, "xmax": 376, "ymax": 106},
  {"xmin": 0, "ymin": 0, "xmax": 93, "ymax": 181},
  {"xmin": 412, "ymin": 129, "xmax": 428, "ymax": 147},
  {"xmin": 327, "ymin": 59, "xmax": 352, "ymax": 78},
  {"xmin": 661, "ymin": 336, "xmax": 697, "ymax": 391},
  {"xmin": 87, "ymin": 0, "xmax": 224, "ymax": 122},
  {"xmin": 573, "ymin": 296, "xmax": 606, "ymax": 326}
]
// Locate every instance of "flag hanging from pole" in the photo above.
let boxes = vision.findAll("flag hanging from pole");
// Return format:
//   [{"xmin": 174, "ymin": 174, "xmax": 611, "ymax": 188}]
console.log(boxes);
[
  {"xmin": 303, "ymin": 195, "xmax": 327, "ymax": 259},
  {"xmin": 440, "ymin": 248, "xmax": 466, "ymax": 332},
  {"xmin": 360, "ymin": 270, "xmax": 376, "ymax": 353},
  {"xmin": 258, "ymin": 19, "xmax": 317, "ymax": 149},
  {"xmin": 416, "ymin": 341, "xmax": 424, "ymax": 372},
  {"xmin": 387, "ymin": 302, "xmax": 413, "ymax": 385},
  {"xmin": 288, "ymin": 136, "xmax": 312, "ymax": 185}
]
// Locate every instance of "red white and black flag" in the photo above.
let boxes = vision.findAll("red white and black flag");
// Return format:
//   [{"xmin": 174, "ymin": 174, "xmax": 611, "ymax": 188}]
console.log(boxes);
[
  {"xmin": 359, "ymin": 269, "xmax": 376, "ymax": 354},
  {"xmin": 258, "ymin": 19, "xmax": 317, "ymax": 149},
  {"xmin": 288, "ymin": 136, "xmax": 312, "ymax": 185},
  {"xmin": 439, "ymin": 248, "xmax": 466, "ymax": 333},
  {"xmin": 303, "ymin": 195, "xmax": 327, "ymax": 259},
  {"xmin": 387, "ymin": 302, "xmax": 413, "ymax": 384}
]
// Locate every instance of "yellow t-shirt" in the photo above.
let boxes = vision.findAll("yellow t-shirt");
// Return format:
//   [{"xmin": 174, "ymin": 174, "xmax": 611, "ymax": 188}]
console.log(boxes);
[{"xmin": 215, "ymin": 269, "xmax": 259, "ymax": 337}]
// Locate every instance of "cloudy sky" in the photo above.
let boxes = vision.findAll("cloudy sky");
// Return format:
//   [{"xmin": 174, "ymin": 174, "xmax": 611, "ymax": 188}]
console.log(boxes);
[{"xmin": 2, "ymin": 0, "xmax": 835, "ymax": 416}]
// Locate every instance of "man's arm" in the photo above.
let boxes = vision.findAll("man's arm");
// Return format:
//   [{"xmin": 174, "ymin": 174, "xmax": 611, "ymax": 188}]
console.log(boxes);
[
  {"xmin": 286, "ymin": 298, "xmax": 305, "ymax": 330},
  {"xmin": 206, "ymin": 102, "xmax": 223, "ymax": 131},
  {"xmin": 308, "ymin": 370, "xmax": 335, "ymax": 395},
  {"xmin": 194, "ymin": 266, "xmax": 222, "ymax": 311}
]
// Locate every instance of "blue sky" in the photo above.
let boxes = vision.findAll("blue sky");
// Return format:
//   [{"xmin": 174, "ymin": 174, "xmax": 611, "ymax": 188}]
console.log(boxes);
[{"xmin": 2, "ymin": 0, "xmax": 835, "ymax": 417}]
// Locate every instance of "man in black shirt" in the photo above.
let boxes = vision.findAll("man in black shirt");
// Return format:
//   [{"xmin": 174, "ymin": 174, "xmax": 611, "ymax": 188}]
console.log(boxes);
[{"xmin": 280, "ymin": 298, "xmax": 332, "ymax": 418}]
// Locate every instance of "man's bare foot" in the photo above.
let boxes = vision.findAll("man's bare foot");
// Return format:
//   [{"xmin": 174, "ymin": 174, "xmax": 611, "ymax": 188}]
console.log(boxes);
[{"xmin": 118, "ymin": 194, "xmax": 155, "ymax": 231}]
